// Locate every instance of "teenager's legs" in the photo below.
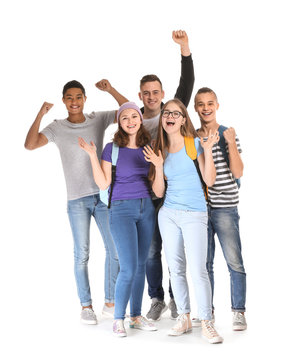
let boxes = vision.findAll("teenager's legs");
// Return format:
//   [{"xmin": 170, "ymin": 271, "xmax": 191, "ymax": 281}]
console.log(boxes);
[
  {"xmin": 210, "ymin": 206, "xmax": 246, "ymax": 312},
  {"xmin": 93, "ymin": 195, "xmax": 119, "ymax": 304},
  {"xmin": 67, "ymin": 196, "xmax": 92, "ymax": 307},
  {"xmin": 206, "ymin": 206, "xmax": 216, "ymax": 310},
  {"xmin": 110, "ymin": 199, "xmax": 152, "ymax": 320},
  {"xmin": 181, "ymin": 211, "xmax": 212, "ymax": 320},
  {"xmin": 158, "ymin": 206, "xmax": 191, "ymax": 314},
  {"xmin": 146, "ymin": 198, "xmax": 164, "ymax": 300},
  {"xmin": 130, "ymin": 198, "xmax": 155, "ymax": 317}
]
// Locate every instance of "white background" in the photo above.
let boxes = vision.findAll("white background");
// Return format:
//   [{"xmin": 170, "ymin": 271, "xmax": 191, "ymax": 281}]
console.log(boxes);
[{"xmin": 1, "ymin": 0, "xmax": 293, "ymax": 359}]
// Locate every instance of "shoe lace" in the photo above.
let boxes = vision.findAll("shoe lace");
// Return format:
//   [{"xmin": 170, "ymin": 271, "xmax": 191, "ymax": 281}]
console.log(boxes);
[
  {"xmin": 151, "ymin": 301, "xmax": 164, "ymax": 310},
  {"xmin": 174, "ymin": 314, "xmax": 188, "ymax": 330},
  {"xmin": 203, "ymin": 320, "xmax": 218, "ymax": 336},
  {"xmin": 234, "ymin": 312, "xmax": 244, "ymax": 323}
]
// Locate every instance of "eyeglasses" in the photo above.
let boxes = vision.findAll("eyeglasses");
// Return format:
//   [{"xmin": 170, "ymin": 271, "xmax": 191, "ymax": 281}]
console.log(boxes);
[{"xmin": 161, "ymin": 110, "xmax": 184, "ymax": 119}]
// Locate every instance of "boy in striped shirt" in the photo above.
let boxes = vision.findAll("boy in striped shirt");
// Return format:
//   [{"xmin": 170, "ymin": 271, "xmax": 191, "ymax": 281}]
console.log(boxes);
[{"xmin": 193, "ymin": 87, "xmax": 247, "ymax": 331}]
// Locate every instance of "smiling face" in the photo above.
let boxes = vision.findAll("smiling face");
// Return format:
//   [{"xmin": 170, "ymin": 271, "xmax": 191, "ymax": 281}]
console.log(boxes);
[
  {"xmin": 194, "ymin": 92, "xmax": 219, "ymax": 125},
  {"xmin": 119, "ymin": 108, "xmax": 142, "ymax": 136},
  {"xmin": 62, "ymin": 88, "xmax": 86, "ymax": 115},
  {"xmin": 139, "ymin": 81, "xmax": 165, "ymax": 114},
  {"xmin": 161, "ymin": 101, "xmax": 186, "ymax": 135}
]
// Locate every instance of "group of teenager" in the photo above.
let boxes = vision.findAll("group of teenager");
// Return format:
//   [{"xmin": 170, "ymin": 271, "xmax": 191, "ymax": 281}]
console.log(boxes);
[{"xmin": 25, "ymin": 30, "xmax": 246, "ymax": 344}]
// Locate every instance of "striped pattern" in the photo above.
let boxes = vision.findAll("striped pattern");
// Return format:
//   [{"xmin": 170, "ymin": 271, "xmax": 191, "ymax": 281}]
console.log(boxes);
[{"xmin": 204, "ymin": 136, "xmax": 242, "ymax": 208}]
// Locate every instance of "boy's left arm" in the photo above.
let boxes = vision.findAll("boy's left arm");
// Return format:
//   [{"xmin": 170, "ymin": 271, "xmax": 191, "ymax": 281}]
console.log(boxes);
[
  {"xmin": 223, "ymin": 127, "xmax": 244, "ymax": 179},
  {"xmin": 172, "ymin": 30, "xmax": 195, "ymax": 108}
]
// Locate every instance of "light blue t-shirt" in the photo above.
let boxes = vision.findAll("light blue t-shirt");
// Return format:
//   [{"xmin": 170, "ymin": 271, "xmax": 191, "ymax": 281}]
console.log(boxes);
[{"xmin": 163, "ymin": 138, "xmax": 207, "ymax": 212}]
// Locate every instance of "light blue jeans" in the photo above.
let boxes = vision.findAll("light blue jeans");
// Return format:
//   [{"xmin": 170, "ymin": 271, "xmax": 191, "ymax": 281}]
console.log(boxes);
[
  {"xmin": 207, "ymin": 205, "xmax": 246, "ymax": 312},
  {"xmin": 109, "ymin": 198, "xmax": 155, "ymax": 320},
  {"xmin": 67, "ymin": 194, "xmax": 119, "ymax": 307},
  {"xmin": 158, "ymin": 206, "xmax": 212, "ymax": 320}
]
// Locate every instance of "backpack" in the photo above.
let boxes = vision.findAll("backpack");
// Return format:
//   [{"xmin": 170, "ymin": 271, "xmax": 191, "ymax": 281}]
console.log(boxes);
[
  {"xmin": 184, "ymin": 136, "xmax": 208, "ymax": 201},
  {"xmin": 218, "ymin": 125, "xmax": 241, "ymax": 188},
  {"xmin": 100, "ymin": 143, "xmax": 119, "ymax": 208}
]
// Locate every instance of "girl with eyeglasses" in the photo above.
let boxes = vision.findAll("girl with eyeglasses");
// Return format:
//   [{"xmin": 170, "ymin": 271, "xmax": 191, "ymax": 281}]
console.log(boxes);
[{"xmin": 143, "ymin": 98, "xmax": 224, "ymax": 344}]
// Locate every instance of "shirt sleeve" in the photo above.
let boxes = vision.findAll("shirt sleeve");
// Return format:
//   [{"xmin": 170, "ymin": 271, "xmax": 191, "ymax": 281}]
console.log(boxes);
[
  {"xmin": 101, "ymin": 142, "xmax": 113, "ymax": 163},
  {"xmin": 195, "ymin": 137, "xmax": 204, "ymax": 157},
  {"xmin": 174, "ymin": 55, "xmax": 195, "ymax": 108},
  {"xmin": 40, "ymin": 120, "xmax": 57, "ymax": 143}
]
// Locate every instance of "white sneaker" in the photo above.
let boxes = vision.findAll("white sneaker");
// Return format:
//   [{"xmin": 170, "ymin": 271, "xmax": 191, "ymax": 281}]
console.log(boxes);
[
  {"xmin": 168, "ymin": 314, "xmax": 192, "ymax": 336},
  {"xmin": 192, "ymin": 313, "xmax": 215, "ymax": 327},
  {"xmin": 80, "ymin": 308, "xmax": 97, "ymax": 325},
  {"xmin": 102, "ymin": 304, "xmax": 115, "ymax": 318},
  {"xmin": 233, "ymin": 312, "xmax": 247, "ymax": 331},
  {"xmin": 113, "ymin": 319, "xmax": 127, "ymax": 337},
  {"xmin": 201, "ymin": 320, "xmax": 223, "ymax": 344}
]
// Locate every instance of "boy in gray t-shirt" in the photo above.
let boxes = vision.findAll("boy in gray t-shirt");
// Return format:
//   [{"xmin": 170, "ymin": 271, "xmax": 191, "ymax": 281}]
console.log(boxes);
[{"xmin": 25, "ymin": 80, "xmax": 127, "ymax": 324}]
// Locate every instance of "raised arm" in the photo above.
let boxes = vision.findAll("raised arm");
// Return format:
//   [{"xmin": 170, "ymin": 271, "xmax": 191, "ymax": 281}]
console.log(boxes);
[
  {"xmin": 198, "ymin": 131, "xmax": 219, "ymax": 187},
  {"xmin": 223, "ymin": 127, "xmax": 244, "ymax": 179},
  {"xmin": 143, "ymin": 145, "xmax": 165, "ymax": 198},
  {"xmin": 78, "ymin": 137, "xmax": 112, "ymax": 190},
  {"xmin": 172, "ymin": 30, "xmax": 195, "ymax": 107},
  {"xmin": 96, "ymin": 79, "xmax": 128, "ymax": 106},
  {"xmin": 24, "ymin": 102, "xmax": 53, "ymax": 150}
]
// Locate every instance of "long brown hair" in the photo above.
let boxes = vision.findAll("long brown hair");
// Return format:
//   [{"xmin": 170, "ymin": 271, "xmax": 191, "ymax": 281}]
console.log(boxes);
[
  {"xmin": 149, "ymin": 98, "xmax": 197, "ymax": 182},
  {"xmin": 113, "ymin": 116, "xmax": 151, "ymax": 147}
]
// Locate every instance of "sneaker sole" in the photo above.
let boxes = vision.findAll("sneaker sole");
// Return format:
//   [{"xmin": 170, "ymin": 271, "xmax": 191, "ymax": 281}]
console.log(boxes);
[
  {"xmin": 146, "ymin": 305, "xmax": 168, "ymax": 321},
  {"xmin": 102, "ymin": 310, "xmax": 114, "ymax": 318},
  {"xmin": 233, "ymin": 325, "xmax": 247, "ymax": 331},
  {"xmin": 168, "ymin": 328, "xmax": 192, "ymax": 336},
  {"xmin": 129, "ymin": 325, "xmax": 157, "ymax": 331},
  {"xmin": 113, "ymin": 332, "xmax": 127, "ymax": 337},
  {"xmin": 202, "ymin": 335, "xmax": 223, "ymax": 344}
]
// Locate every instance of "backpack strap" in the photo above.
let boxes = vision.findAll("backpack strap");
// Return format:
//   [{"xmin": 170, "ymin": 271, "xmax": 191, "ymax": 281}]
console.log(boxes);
[
  {"xmin": 184, "ymin": 136, "xmax": 208, "ymax": 201},
  {"xmin": 218, "ymin": 125, "xmax": 240, "ymax": 188},
  {"xmin": 107, "ymin": 143, "xmax": 119, "ymax": 208}
]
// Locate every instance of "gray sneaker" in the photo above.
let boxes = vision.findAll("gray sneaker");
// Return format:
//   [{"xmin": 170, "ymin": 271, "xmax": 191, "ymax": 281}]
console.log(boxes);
[
  {"xmin": 232, "ymin": 312, "xmax": 247, "ymax": 331},
  {"xmin": 168, "ymin": 298, "xmax": 179, "ymax": 320},
  {"xmin": 80, "ymin": 308, "xmax": 97, "ymax": 325},
  {"xmin": 146, "ymin": 298, "xmax": 168, "ymax": 321}
]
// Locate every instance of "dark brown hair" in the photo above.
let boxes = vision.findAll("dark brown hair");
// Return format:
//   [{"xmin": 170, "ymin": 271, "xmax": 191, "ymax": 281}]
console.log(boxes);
[
  {"xmin": 140, "ymin": 74, "xmax": 162, "ymax": 89},
  {"xmin": 149, "ymin": 98, "xmax": 197, "ymax": 182},
  {"xmin": 194, "ymin": 87, "xmax": 218, "ymax": 103}
]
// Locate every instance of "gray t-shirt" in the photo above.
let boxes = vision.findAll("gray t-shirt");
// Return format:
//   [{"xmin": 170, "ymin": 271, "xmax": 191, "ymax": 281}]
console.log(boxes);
[
  {"xmin": 143, "ymin": 114, "xmax": 160, "ymax": 140},
  {"xmin": 41, "ymin": 110, "xmax": 116, "ymax": 200}
]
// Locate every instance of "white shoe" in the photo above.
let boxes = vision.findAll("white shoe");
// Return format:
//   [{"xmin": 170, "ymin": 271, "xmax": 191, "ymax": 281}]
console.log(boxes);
[
  {"xmin": 168, "ymin": 314, "xmax": 192, "ymax": 336},
  {"xmin": 129, "ymin": 316, "xmax": 157, "ymax": 331},
  {"xmin": 201, "ymin": 320, "xmax": 223, "ymax": 344},
  {"xmin": 102, "ymin": 304, "xmax": 115, "ymax": 318},
  {"xmin": 80, "ymin": 308, "xmax": 97, "ymax": 325},
  {"xmin": 233, "ymin": 312, "xmax": 247, "ymax": 331},
  {"xmin": 113, "ymin": 319, "xmax": 127, "ymax": 337}
]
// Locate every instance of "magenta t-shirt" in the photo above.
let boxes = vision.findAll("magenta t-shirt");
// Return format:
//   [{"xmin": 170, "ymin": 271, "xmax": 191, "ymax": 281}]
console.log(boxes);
[{"xmin": 101, "ymin": 142, "xmax": 152, "ymax": 201}]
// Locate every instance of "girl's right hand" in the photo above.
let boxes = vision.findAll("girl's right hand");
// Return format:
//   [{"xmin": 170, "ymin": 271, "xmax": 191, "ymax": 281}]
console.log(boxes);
[
  {"xmin": 143, "ymin": 145, "xmax": 163, "ymax": 167},
  {"xmin": 78, "ymin": 137, "xmax": 97, "ymax": 157}
]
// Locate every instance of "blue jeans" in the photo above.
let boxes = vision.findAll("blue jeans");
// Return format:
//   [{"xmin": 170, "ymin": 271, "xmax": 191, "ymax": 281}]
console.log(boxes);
[
  {"xmin": 67, "ymin": 194, "xmax": 119, "ymax": 307},
  {"xmin": 109, "ymin": 198, "xmax": 155, "ymax": 320},
  {"xmin": 207, "ymin": 206, "xmax": 246, "ymax": 312},
  {"xmin": 158, "ymin": 206, "xmax": 212, "ymax": 320},
  {"xmin": 146, "ymin": 198, "xmax": 173, "ymax": 301}
]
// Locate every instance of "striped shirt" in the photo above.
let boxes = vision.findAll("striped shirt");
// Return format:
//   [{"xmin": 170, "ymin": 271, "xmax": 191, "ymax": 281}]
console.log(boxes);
[{"xmin": 202, "ymin": 135, "xmax": 242, "ymax": 208}]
